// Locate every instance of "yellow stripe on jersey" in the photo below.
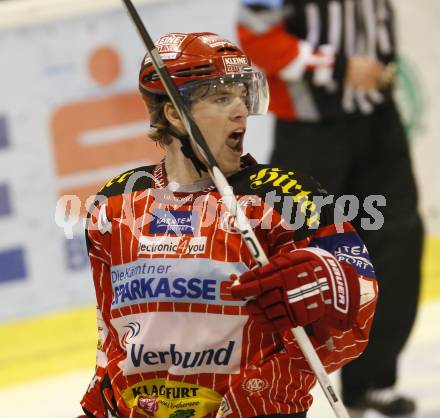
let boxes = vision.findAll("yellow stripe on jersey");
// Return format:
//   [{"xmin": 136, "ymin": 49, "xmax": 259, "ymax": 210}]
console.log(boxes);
[{"xmin": 0, "ymin": 236, "xmax": 439, "ymax": 389}]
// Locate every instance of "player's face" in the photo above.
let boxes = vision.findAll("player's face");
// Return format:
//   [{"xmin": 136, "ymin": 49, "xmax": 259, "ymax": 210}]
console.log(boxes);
[{"xmin": 190, "ymin": 82, "xmax": 249, "ymax": 175}]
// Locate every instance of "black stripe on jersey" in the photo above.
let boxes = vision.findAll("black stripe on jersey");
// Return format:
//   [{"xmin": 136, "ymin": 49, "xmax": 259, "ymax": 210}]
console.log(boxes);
[{"xmin": 97, "ymin": 165, "xmax": 156, "ymax": 199}]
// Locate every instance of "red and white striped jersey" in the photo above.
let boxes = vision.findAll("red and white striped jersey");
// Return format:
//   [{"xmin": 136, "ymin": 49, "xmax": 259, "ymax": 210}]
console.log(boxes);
[{"xmin": 81, "ymin": 156, "xmax": 377, "ymax": 418}]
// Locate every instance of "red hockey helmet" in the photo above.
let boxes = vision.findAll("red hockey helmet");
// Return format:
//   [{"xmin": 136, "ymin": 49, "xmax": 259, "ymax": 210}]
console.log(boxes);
[{"xmin": 139, "ymin": 32, "xmax": 269, "ymax": 115}]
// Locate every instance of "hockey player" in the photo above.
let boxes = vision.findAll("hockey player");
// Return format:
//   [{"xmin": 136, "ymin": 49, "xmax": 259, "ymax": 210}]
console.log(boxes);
[{"xmin": 79, "ymin": 32, "xmax": 377, "ymax": 418}]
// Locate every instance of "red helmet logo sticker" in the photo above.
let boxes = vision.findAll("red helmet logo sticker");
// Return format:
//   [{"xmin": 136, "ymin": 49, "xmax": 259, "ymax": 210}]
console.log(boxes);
[
  {"xmin": 156, "ymin": 34, "xmax": 186, "ymax": 53},
  {"xmin": 222, "ymin": 56, "xmax": 250, "ymax": 74},
  {"xmin": 200, "ymin": 34, "xmax": 230, "ymax": 48},
  {"xmin": 144, "ymin": 34, "xmax": 185, "ymax": 65}
]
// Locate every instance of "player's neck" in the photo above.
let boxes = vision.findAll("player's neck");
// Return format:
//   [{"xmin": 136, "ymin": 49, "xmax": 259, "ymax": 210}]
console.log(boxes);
[{"xmin": 164, "ymin": 148, "xmax": 210, "ymax": 185}]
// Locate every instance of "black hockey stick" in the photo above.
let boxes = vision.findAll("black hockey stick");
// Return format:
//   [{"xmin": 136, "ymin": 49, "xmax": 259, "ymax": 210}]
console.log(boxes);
[{"xmin": 121, "ymin": 1, "xmax": 350, "ymax": 416}]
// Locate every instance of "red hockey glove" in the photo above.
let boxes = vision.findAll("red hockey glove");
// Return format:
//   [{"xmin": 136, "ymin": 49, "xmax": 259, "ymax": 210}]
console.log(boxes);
[{"xmin": 231, "ymin": 248, "xmax": 360, "ymax": 334}]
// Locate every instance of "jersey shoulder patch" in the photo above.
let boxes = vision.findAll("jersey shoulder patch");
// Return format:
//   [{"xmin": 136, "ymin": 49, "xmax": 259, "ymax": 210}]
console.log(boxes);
[
  {"xmin": 97, "ymin": 165, "xmax": 155, "ymax": 198},
  {"xmin": 231, "ymin": 164, "xmax": 329, "ymax": 231},
  {"xmin": 232, "ymin": 164, "xmax": 325, "ymax": 198}
]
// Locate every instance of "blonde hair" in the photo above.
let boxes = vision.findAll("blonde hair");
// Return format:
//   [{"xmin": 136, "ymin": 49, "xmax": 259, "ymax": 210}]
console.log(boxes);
[{"xmin": 143, "ymin": 94, "xmax": 174, "ymax": 147}]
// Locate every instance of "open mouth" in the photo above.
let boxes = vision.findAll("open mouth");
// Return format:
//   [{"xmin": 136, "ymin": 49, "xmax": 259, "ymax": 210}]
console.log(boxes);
[{"xmin": 226, "ymin": 129, "xmax": 245, "ymax": 153}]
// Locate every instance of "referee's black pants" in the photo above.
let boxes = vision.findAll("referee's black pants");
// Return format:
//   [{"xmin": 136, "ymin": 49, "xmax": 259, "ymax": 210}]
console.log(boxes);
[{"xmin": 271, "ymin": 100, "xmax": 424, "ymax": 403}]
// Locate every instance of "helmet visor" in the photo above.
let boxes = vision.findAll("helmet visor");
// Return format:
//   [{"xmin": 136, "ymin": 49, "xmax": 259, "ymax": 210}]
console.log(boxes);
[{"xmin": 179, "ymin": 70, "xmax": 269, "ymax": 116}]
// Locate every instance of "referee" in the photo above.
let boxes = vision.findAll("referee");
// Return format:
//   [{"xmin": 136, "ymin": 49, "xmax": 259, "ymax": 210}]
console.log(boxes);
[{"xmin": 237, "ymin": 0, "xmax": 423, "ymax": 416}]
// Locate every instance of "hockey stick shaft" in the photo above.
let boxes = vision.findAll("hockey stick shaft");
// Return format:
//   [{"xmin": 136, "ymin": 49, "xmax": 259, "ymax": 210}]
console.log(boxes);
[{"xmin": 121, "ymin": 2, "xmax": 349, "ymax": 416}]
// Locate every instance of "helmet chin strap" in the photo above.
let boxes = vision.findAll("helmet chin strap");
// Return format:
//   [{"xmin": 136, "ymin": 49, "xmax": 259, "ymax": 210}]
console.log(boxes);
[{"xmin": 165, "ymin": 126, "xmax": 208, "ymax": 177}]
